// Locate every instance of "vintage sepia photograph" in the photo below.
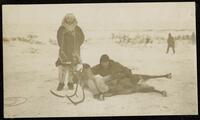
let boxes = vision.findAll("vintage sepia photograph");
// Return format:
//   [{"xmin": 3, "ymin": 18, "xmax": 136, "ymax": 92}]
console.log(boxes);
[{"xmin": 3, "ymin": 2, "xmax": 197, "ymax": 118}]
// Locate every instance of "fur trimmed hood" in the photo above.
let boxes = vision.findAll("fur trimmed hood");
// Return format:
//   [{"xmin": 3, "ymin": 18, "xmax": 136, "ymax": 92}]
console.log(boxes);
[{"xmin": 61, "ymin": 13, "xmax": 78, "ymax": 32}]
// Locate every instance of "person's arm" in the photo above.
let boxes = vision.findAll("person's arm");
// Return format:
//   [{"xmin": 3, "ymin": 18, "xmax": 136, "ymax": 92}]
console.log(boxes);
[
  {"xmin": 57, "ymin": 27, "xmax": 64, "ymax": 47},
  {"xmin": 102, "ymin": 75, "xmax": 112, "ymax": 82},
  {"xmin": 110, "ymin": 62, "xmax": 132, "ymax": 79},
  {"xmin": 172, "ymin": 37, "xmax": 175, "ymax": 47},
  {"xmin": 167, "ymin": 37, "xmax": 170, "ymax": 44},
  {"xmin": 76, "ymin": 26, "xmax": 85, "ymax": 46},
  {"xmin": 91, "ymin": 65, "xmax": 101, "ymax": 75}
]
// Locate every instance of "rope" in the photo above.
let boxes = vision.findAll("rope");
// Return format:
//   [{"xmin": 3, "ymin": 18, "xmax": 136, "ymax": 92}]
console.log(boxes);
[{"xmin": 4, "ymin": 97, "xmax": 27, "ymax": 107}]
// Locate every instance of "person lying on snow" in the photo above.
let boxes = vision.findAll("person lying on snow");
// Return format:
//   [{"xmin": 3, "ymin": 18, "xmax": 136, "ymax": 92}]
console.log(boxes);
[{"xmin": 89, "ymin": 54, "xmax": 172, "ymax": 100}]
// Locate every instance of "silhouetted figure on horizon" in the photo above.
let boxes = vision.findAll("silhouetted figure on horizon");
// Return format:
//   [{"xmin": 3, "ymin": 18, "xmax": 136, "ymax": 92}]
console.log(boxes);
[
  {"xmin": 166, "ymin": 33, "xmax": 175, "ymax": 54},
  {"xmin": 145, "ymin": 37, "xmax": 151, "ymax": 46}
]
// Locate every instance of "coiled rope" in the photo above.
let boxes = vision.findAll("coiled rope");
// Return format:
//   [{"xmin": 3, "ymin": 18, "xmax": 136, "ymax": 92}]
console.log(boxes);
[{"xmin": 4, "ymin": 97, "xmax": 27, "ymax": 107}]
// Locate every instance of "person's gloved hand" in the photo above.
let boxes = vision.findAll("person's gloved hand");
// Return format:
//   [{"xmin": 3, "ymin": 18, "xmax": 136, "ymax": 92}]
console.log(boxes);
[{"xmin": 75, "ymin": 64, "xmax": 83, "ymax": 72}]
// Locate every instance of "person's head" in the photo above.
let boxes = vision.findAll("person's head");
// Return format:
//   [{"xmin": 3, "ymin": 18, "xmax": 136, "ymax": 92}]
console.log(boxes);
[
  {"xmin": 62, "ymin": 13, "xmax": 77, "ymax": 31},
  {"xmin": 100, "ymin": 54, "xmax": 110, "ymax": 69}
]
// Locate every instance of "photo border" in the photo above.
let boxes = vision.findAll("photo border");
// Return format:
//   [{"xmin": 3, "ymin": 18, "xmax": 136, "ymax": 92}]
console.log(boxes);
[{"xmin": 1, "ymin": 0, "xmax": 199, "ymax": 119}]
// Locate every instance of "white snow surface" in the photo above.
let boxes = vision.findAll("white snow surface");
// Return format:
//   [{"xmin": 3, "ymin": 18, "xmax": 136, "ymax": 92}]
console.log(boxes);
[{"xmin": 3, "ymin": 30, "xmax": 198, "ymax": 117}]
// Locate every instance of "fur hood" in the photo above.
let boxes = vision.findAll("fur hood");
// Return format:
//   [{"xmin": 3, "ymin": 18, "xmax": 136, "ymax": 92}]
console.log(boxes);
[{"xmin": 61, "ymin": 13, "xmax": 78, "ymax": 32}]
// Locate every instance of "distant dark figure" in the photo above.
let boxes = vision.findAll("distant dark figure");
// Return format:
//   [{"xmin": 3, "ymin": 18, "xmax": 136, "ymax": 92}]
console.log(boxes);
[
  {"xmin": 145, "ymin": 37, "xmax": 150, "ymax": 45},
  {"xmin": 166, "ymin": 33, "xmax": 175, "ymax": 54},
  {"xmin": 191, "ymin": 32, "xmax": 196, "ymax": 45}
]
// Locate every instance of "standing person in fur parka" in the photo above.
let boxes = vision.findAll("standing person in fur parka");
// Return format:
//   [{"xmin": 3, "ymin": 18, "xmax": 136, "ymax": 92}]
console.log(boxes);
[{"xmin": 55, "ymin": 13, "xmax": 85, "ymax": 91}]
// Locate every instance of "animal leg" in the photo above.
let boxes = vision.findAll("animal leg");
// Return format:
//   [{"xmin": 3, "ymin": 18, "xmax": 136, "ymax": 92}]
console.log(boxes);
[
  {"xmin": 133, "ymin": 73, "xmax": 172, "ymax": 83},
  {"xmin": 137, "ymin": 85, "xmax": 167, "ymax": 97}
]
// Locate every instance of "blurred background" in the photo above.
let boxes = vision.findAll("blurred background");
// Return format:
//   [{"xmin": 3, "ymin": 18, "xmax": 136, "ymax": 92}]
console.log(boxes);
[{"xmin": 3, "ymin": 2, "xmax": 196, "ymax": 44}]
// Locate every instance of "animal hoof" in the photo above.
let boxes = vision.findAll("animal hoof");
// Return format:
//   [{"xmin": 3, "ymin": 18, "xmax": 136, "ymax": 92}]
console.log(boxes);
[
  {"xmin": 161, "ymin": 90, "xmax": 167, "ymax": 97},
  {"xmin": 93, "ymin": 94, "xmax": 104, "ymax": 101},
  {"xmin": 166, "ymin": 73, "xmax": 172, "ymax": 79},
  {"xmin": 103, "ymin": 92, "xmax": 113, "ymax": 97},
  {"xmin": 99, "ymin": 94, "xmax": 105, "ymax": 101}
]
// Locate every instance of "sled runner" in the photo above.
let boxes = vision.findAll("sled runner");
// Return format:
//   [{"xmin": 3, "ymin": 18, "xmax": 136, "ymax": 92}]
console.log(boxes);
[
  {"xmin": 50, "ymin": 78, "xmax": 86, "ymax": 105},
  {"xmin": 50, "ymin": 89, "xmax": 65, "ymax": 98}
]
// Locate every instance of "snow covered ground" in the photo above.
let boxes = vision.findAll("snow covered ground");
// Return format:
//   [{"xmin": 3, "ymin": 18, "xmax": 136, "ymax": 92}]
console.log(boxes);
[{"xmin": 3, "ymin": 30, "xmax": 198, "ymax": 117}]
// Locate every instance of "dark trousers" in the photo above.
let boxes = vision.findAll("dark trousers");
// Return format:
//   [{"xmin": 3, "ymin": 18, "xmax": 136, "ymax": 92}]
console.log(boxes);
[{"xmin": 166, "ymin": 45, "xmax": 175, "ymax": 54}]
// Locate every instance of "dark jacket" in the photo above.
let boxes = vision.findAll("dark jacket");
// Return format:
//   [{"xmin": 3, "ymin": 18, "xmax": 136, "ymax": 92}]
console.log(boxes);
[
  {"xmin": 91, "ymin": 59, "xmax": 135, "ymax": 92},
  {"xmin": 167, "ymin": 36, "xmax": 175, "ymax": 47},
  {"xmin": 91, "ymin": 60, "xmax": 132, "ymax": 79},
  {"xmin": 56, "ymin": 25, "xmax": 84, "ymax": 66}
]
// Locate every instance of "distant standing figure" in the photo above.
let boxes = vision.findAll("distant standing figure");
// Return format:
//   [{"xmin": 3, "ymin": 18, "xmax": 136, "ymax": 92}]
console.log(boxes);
[
  {"xmin": 145, "ymin": 37, "xmax": 150, "ymax": 45},
  {"xmin": 55, "ymin": 13, "xmax": 85, "ymax": 91},
  {"xmin": 166, "ymin": 33, "xmax": 175, "ymax": 54}
]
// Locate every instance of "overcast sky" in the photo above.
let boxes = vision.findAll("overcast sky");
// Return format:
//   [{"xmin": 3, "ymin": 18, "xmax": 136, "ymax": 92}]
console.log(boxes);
[{"xmin": 3, "ymin": 2, "xmax": 195, "ymax": 30}]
